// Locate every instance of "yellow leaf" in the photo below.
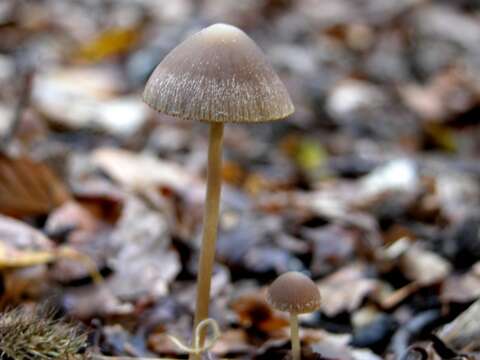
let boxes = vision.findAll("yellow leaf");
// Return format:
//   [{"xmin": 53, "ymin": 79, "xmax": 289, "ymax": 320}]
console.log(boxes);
[
  {"xmin": 295, "ymin": 139, "xmax": 327, "ymax": 171},
  {"xmin": 76, "ymin": 27, "xmax": 139, "ymax": 63},
  {"xmin": 424, "ymin": 123, "xmax": 457, "ymax": 152},
  {"xmin": 0, "ymin": 243, "xmax": 102, "ymax": 283},
  {"xmin": 0, "ymin": 243, "xmax": 54, "ymax": 267}
]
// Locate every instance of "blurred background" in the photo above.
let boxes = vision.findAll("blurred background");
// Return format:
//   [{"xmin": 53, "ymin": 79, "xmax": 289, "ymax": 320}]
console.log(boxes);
[{"xmin": 1, "ymin": 0, "xmax": 480, "ymax": 359}]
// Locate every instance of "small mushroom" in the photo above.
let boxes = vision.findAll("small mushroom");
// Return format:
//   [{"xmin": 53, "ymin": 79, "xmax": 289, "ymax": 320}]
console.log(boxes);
[
  {"xmin": 143, "ymin": 23, "xmax": 294, "ymax": 357},
  {"xmin": 267, "ymin": 272, "xmax": 321, "ymax": 360}
]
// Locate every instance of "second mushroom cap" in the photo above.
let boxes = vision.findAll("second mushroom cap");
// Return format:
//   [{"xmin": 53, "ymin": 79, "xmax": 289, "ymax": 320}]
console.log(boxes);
[{"xmin": 267, "ymin": 272, "xmax": 321, "ymax": 314}]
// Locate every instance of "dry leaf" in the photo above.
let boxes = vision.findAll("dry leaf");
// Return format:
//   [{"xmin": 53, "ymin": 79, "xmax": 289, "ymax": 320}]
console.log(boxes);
[
  {"xmin": 211, "ymin": 329, "xmax": 251, "ymax": 355},
  {"xmin": 33, "ymin": 68, "xmax": 148, "ymax": 137},
  {"xmin": 302, "ymin": 224, "xmax": 356, "ymax": 276},
  {"xmin": 106, "ymin": 196, "xmax": 180, "ymax": 299},
  {"xmin": 231, "ymin": 292, "xmax": 289, "ymax": 333},
  {"xmin": 63, "ymin": 285, "xmax": 133, "ymax": 319},
  {"xmin": 92, "ymin": 147, "xmax": 204, "ymax": 201},
  {"xmin": 400, "ymin": 243, "xmax": 451, "ymax": 286},
  {"xmin": 45, "ymin": 201, "xmax": 101, "ymax": 236},
  {"xmin": 0, "ymin": 215, "xmax": 53, "ymax": 254},
  {"xmin": 0, "ymin": 154, "xmax": 70, "ymax": 217},
  {"xmin": 318, "ymin": 263, "xmax": 382, "ymax": 317},
  {"xmin": 76, "ymin": 27, "xmax": 140, "ymax": 63},
  {"xmin": 437, "ymin": 298, "xmax": 480, "ymax": 352},
  {"xmin": 442, "ymin": 262, "xmax": 480, "ymax": 303},
  {"xmin": 0, "ymin": 243, "xmax": 54, "ymax": 268}
]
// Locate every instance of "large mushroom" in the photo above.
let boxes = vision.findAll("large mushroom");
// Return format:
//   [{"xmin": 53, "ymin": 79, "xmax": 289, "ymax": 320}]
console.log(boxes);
[{"xmin": 143, "ymin": 23, "xmax": 294, "ymax": 355}]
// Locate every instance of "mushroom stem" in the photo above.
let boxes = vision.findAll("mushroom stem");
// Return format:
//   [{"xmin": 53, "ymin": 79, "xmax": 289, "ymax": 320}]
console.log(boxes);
[
  {"xmin": 290, "ymin": 313, "xmax": 301, "ymax": 360},
  {"xmin": 190, "ymin": 122, "xmax": 224, "ymax": 360}
]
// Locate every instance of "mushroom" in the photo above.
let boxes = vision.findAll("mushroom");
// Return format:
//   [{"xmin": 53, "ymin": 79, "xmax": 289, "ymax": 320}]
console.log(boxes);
[
  {"xmin": 266, "ymin": 272, "xmax": 321, "ymax": 360},
  {"xmin": 143, "ymin": 23, "xmax": 294, "ymax": 355}
]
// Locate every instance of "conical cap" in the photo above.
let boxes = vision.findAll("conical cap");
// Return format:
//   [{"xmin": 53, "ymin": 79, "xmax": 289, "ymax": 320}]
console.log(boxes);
[{"xmin": 143, "ymin": 23, "xmax": 294, "ymax": 123}]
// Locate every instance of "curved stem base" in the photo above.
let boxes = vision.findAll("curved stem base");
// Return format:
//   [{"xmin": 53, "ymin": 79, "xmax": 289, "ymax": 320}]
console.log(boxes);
[{"xmin": 190, "ymin": 122, "xmax": 224, "ymax": 360}]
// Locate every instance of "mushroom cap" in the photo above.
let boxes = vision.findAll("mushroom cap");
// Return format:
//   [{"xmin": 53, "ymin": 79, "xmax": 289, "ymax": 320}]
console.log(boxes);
[
  {"xmin": 143, "ymin": 23, "xmax": 294, "ymax": 123},
  {"xmin": 266, "ymin": 272, "xmax": 321, "ymax": 314}
]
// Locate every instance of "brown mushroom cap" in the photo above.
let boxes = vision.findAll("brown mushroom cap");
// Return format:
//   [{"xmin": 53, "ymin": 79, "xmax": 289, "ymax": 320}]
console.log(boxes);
[
  {"xmin": 143, "ymin": 23, "xmax": 294, "ymax": 123},
  {"xmin": 266, "ymin": 272, "xmax": 321, "ymax": 314}
]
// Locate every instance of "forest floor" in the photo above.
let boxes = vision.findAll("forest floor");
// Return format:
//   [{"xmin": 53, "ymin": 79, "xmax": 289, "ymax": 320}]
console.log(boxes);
[{"xmin": 1, "ymin": 0, "xmax": 480, "ymax": 359}]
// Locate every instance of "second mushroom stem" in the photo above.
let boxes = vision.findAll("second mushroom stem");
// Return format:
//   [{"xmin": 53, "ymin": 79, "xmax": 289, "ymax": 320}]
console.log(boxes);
[
  {"xmin": 190, "ymin": 122, "xmax": 224, "ymax": 360},
  {"xmin": 290, "ymin": 314, "xmax": 300, "ymax": 360}
]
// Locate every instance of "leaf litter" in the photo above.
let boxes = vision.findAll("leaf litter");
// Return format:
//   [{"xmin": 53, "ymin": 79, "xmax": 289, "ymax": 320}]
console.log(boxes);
[{"xmin": 1, "ymin": 0, "xmax": 480, "ymax": 359}]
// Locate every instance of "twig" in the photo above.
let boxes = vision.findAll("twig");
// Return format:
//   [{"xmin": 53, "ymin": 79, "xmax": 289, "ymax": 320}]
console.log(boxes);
[
  {"xmin": 391, "ymin": 309, "xmax": 440, "ymax": 358},
  {"xmin": 1, "ymin": 68, "xmax": 33, "ymax": 149},
  {"xmin": 91, "ymin": 356, "xmax": 180, "ymax": 360},
  {"xmin": 399, "ymin": 346, "xmax": 428, "ymax": 360},
  {"xmin": 90, "ymin": 319, "xmax": 230, "ymax": 360},
  {"xmin": 57, "ymin": 246, "xmax": 104, "ymax": 284}
]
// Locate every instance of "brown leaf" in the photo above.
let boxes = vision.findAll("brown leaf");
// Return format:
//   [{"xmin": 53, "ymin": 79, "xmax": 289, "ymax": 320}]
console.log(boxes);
[
  {"xmin": 231, "ymin": 292, "xmax": 289, "ymax": 333},
  {"xmin": 0, "ymin": 215, "xmax": 55, "ymax": 302},
  {"xmin": 0, "ymin": 214, "xmax": 53, "ymax": 254},
  {"xmin": 76, "ymin": 27, "xmax": 140, "ymax": 63},
  {"xmin": 437, "ymin": 298, "xmax": 480, "ymax": 352},
  {"xmin": 75, "ymin": 190, "xmax": 124, "ymax": 226},
  {"xmin": 91, "ymin": 147, "xmax": 203, "ymax": 202},
  {"xmin": 106, "ymin": 196, "xmax": 180, "ymax": 299},
  {"xmin": 400, "ymin": 244, "xmax": 451, "ymax": 286},
  {"xmin": 211, "ymin": 329, "xmax": 252, "ymax": 355},
  {"xmin": 62, "ymin": 285, "xmax": 133, "ymax": 319},
  {"xmin": 441, "ymin": 262, "xmax": 480, "ymax": 303},
  {"xmin": 302, "ymin": 224, "xmax": 356, "ymax": 276},
  {"xmin": 46, "ymin": 201, "xmax": 101, "ymax": 236},
  {"xmin": 0, "ymin": 154, "xmax": 70, "ymax": 217},
  {"xmin": 317, "ymin": 263, "xmax": 382, "ymax": 317},
  {"xmin": 45, "ymin": 200, "xmax": 114, "ymax": 282}
]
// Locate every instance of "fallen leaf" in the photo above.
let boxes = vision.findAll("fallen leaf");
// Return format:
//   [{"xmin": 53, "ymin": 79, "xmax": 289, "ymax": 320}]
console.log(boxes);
[
  {"xmin": 230, "ymin": 292, "xmax": 289, "ymax": 333},
  {"xmin": 211, "ymin": 329, "xmax": 252, "ymax": 355},
  {"xmin": 45, "ymin": 201, "xmax": 113, "ymax": 283},
  {"xmin": 0, "ymin": 215, "xmax": 53, "ymax": 253},
  {"xmin": 423, "ymin": 123, "xmax": 457, "ymax": 152},
  {"xmin": 317, "ymin": 263, "xmax": 382, "ymax": 317},
  {"xmin": 33, "ymin": 68, "xmax": 148, "ymax": 137},
  {"xmin": 295, "ymin": 138, "xmax": 327, "ymax": 172},
  {"xmin": 107, "ymin": 196, "xmax": 181, "ymax": 299},
  {"xmin": 302, "ymin": 224, "xmax": 356, "ymax": 276},
  {"xmin": 437, "ymin": 298, "xmax": 480, "ymax": 352},
  {"xmin": 441, "ymin": 262, "xmax": 480, "ymax": 303},
  {"xmin": 45, "ymin": 201, "xmax": 102, "ymax": 236},
  {"xmin": 92, "ymin": 147, "xmax": 203, "ymax": 202},
  {"xmin": 435, "ymin": 172, "xmax": 480, "ymax": 223},
  {"xmin": 357, "ymin": 159, "xmax": 420, "ymax": 204},
  {"xmin": 63, "ymin": 285, "xmax": 133, "ymax": 319},
  {"xmin": 0, "ymin": 242, "xmax": 54, "ymax": 268},
  {"xmin": 400, "ymin": 243, "xmax": 451, "ymax": 286},
  {"xmin": 326, "ymin": 79, "xmax": 386, "ymax": 121},
  {"xmin": 0, "ymin": 154, "xmax": 70, "ymax": 217},
  {"xmin": 76, "ymin": 27, "xmax": 140, "ymax": 63},
  {"xmin": 0, "ymin": 215, "xmax": 96, "ymax": 300},
  {"xmin": 72, "ymin": 179, "xmax": 124, "ymax": 225}
]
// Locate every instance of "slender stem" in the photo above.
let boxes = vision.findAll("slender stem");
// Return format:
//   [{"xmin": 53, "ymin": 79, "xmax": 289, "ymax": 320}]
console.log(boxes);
[
  {"xmin": 190, "ymin": 122, "xmax": 224, "ymax": 360},
  {"xmin": 290, "ymin": 313, "xmax": 301, "ymax": 360}
]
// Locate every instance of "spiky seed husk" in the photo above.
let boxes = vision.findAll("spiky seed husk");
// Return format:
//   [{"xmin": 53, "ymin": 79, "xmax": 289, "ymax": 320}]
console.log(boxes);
[{"xmin": 0, "ymin": 306, "xmax": 87, "ymax": 360}]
